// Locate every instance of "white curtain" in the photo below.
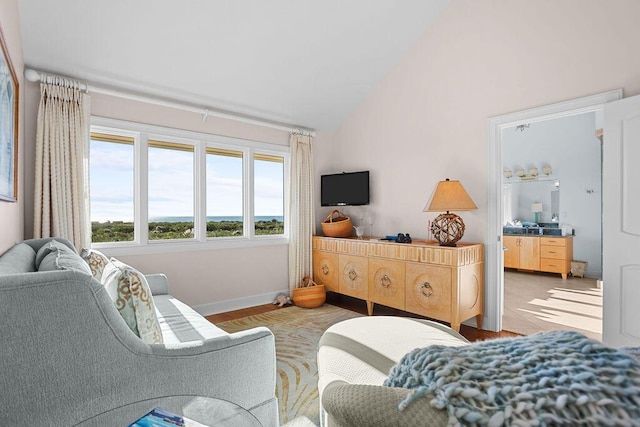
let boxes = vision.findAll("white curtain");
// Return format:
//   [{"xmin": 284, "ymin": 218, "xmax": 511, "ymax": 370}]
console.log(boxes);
[
  {"xmin": 34, "ymin": 77, "xmax": 91, "ymax": 250},
  {"xmin": 288, "ymin": 133, "xmax": 314, "ymax": 292}
]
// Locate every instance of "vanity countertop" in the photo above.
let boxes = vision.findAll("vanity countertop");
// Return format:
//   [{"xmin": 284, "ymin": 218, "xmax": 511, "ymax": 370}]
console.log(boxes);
[{"xmin": 502, "ymin": 227, "xmax": 573, "ymax": 237}]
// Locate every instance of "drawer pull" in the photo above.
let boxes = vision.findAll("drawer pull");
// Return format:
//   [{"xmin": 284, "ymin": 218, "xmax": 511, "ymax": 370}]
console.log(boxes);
[
  {"xmin": 348, "ymin": 269, "xmax": 358, "ymax": 281},
  {"xmin": 321, "ymin": 264, "xmax": 329, "ymax": 275},
  {"xmin": 380, "ymin": 274, "xmax": 391, "ymax": 288},
  {"xmin": 421, "ymin": 282, "xmax": 433, "ymax": 297}
]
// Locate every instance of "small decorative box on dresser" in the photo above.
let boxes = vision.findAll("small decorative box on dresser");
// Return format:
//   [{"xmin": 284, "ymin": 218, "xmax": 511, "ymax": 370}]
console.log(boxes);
[{"xmin": 312, "ymin": 236, "xmax": 484, "ymax": 332}]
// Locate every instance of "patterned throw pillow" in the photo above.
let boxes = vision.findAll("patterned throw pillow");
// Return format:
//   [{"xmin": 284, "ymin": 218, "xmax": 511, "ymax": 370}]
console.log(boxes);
[
  {"xmin": 102, "ymin": 258, "xmax": 164, "ymax": 344},
  {"xmin": 80, "ymin": 248, "xmax": 110, "ymax": 282}
]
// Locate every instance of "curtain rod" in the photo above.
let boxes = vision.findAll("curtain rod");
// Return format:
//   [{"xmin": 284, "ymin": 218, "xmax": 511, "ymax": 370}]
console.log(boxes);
[{"xmin": 24, "ymin": 69, "xmax": 316, "ymax": 137}]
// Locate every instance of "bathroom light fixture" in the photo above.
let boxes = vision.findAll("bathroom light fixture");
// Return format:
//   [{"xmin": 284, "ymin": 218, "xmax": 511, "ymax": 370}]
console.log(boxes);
[
  {"xmin": 505, "ymin": 164, "xmax": 552, "ymax": 181},
  {"xmin": 424, "ymin": 179, "xmax": 477, "ymax": 246},
  {"xmin": 519, "ymin": 167, "xmax": 538, "ymax": 181}
]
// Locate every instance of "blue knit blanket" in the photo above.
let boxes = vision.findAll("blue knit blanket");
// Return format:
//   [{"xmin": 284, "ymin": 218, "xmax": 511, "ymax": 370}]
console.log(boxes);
[{"xmin": 384, "ymin": 331, "xmax": 640, "ymax": 426}]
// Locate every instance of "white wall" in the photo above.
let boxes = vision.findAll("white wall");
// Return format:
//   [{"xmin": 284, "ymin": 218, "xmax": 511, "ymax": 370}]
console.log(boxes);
[
  {"xmin": 0, "ymin": 0, "xmax": 24, "ymax": 253},
  {"xmin": 315, "ymin": 0, "xmax": 640, "ymax": 322},
  {"xmin": 503, "ymin": 113, "xmax": 602, "ymax": 277}
]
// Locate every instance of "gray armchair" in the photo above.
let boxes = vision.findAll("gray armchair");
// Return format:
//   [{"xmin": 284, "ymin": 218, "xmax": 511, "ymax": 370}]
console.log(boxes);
[{"xmin": 0, "ymin": 238, "xmax": 278, "ymax": 426}]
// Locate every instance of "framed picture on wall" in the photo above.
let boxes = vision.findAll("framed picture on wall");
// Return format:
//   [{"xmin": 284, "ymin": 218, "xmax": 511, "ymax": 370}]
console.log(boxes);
[{"xmin": 0, "ymin": 24, "xmax": 18, "ymax": 202}]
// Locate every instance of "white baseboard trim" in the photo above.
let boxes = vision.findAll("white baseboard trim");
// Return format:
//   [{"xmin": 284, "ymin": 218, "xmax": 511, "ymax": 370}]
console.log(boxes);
[{"xmin": 193, "ymin": 289, "xmax": 290, "ymax": 317}]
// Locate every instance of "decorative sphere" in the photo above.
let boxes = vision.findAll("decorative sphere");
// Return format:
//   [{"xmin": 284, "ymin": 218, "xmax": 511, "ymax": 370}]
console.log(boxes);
[{"xmin": 430, "ymin": 213, "xmax": 466, "ymax": 246}]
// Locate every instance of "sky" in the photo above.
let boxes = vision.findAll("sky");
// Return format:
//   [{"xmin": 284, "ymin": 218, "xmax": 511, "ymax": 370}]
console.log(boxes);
[{"xmin": 89, "ymin": 139, "xmax": 284, "ymax": 222}]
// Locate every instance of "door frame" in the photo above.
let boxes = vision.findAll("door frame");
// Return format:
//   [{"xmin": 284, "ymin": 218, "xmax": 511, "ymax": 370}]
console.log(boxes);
[{"xmin": 485, "ymin": 90, "xmax": 622, "ymax": 332}]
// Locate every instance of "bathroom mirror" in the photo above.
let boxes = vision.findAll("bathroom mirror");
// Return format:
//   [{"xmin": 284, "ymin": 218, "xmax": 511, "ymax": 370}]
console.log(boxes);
[{"xmin": 503, "ymin": 180, "xmax": 560, "ymax": 225}]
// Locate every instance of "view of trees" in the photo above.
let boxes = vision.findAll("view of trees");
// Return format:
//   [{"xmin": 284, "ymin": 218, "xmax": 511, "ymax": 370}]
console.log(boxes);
[{"xmin": 91, "ymin": 219, "xmax": 284, "ymax": 242}]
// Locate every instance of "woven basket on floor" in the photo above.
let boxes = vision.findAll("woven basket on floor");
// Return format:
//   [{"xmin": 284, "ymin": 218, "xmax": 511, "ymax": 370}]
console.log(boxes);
[
  {"xmin": 292, "ymin": 276, "xmax": 326, "ymax": 308},
  {"xmin": 321, "ymin": 209, "xmax": 353, "ymax": 238}
]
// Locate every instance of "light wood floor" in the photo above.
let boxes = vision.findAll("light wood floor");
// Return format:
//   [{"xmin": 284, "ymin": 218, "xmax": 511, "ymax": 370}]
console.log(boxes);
[
  {"xmin": 503, "ymin": 270, "xmax": 602, "ymax": 340},
  {"xmin": 207, "ymin": 293, "xmax": 520, "ymax": 342}
]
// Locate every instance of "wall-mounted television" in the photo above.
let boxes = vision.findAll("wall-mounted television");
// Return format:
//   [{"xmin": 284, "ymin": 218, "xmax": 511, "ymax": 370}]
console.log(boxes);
[{"xmin": 321, "ymin": 171, "xmax": 370, "ymax": 206}]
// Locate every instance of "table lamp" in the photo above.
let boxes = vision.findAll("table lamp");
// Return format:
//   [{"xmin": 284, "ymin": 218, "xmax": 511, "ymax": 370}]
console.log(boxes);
[
  {"xmin": 424, "ymin": 179, "xmax": 477, "ymax": 246},
  {"xmin": 531, "ymin": 203, "xmax": 543, "ymax": 224}
]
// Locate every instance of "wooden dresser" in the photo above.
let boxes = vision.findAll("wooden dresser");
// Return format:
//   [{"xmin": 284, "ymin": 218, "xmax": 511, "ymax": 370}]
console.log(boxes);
[{"xmin": 312, "ymin": 236, "xmax": 484, "ymax": 332}]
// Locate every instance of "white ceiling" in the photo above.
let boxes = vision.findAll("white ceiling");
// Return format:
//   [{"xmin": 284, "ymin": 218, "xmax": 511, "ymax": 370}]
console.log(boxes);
[{"xmin": 18, "ymin": 0, "xmax": 448, "ymax": 132}]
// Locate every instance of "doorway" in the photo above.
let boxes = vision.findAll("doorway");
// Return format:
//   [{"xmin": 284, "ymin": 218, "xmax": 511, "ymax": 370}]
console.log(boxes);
[
  {"xmin": 485, "ymin": 90, "xmax": 623, "ymax": 334},
  {"xmin": 500, "ymin": 114, "xmax": 602, "ymax": 340}
]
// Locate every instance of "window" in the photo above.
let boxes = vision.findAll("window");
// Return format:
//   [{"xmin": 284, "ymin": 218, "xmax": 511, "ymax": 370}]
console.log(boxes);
[
  {"xmin": 89, "ymin": 118, "xmax": 289, "ymax": 250},
  {"xmin": 206, "ymin": 148, "xmax": 244, "ymax": 237},
  {"xmin": 148, "ymin": 140, "xmax": 195, "ymax": 240},
  {"xmin": 89, "ymin": 132, "xmax": 135, "ymax": 243},
  {"xmin": 254, "ymin": 154, "xmax": 285, "ymax": 235}
]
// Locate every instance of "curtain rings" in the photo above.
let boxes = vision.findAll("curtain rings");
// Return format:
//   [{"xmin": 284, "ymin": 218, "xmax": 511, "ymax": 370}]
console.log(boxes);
[
  {"xmin": 291, "ymin": 129, "xmax": 312, "ymax": 137},
  {"xmin": 40, "ymin": 72, "xmax": 86, "ymax": 92}
]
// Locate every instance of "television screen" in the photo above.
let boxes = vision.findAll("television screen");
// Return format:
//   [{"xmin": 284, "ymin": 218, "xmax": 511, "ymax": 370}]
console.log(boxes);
[{"xmin": 321, "ymin": 171, "xmax": 369, "ymax": 206}]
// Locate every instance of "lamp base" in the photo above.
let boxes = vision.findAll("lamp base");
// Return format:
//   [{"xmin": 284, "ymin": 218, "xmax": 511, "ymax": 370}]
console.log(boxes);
[{"xmin": 430, "ymin": 212, "xmax": 466, "ymax": 246}]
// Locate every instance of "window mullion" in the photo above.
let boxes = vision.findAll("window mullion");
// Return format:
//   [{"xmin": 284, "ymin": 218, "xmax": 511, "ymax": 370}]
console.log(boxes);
[
  {"xmin": 245, "ymin": 147, "xmax": 254, "ymax": 239},
  {"xmin": 195, "ymin": 142, "xmax": 207, "ymax": 242}
]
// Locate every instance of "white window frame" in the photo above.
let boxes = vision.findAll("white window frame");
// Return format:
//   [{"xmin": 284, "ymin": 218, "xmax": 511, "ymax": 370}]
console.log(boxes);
[
  {"xmin": 90, "ymin": 116, "xmax": 290, "ymax": 255},
  {"xmin": 146, "ymin": 133, "xmax": 199, "ymax": 244},
  {"xmin": 251, "ymin": 149, "xmax": 289, "ymax": 240}
]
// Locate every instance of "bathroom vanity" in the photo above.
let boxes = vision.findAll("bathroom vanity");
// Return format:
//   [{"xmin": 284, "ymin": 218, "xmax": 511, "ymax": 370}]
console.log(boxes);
[{"xmin": 503, "ymin": 234, "xmax": 573, "ymax": 279}]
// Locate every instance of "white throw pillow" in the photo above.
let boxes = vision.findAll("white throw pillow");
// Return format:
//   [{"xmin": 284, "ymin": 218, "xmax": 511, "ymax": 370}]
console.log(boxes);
[
  {"xmin": 102, "ymin": 258, "xmax": 163, "ymax": 344},
  {"xmin": 81, "ymin": 248, "xmax": 110, "ymax": 281}
]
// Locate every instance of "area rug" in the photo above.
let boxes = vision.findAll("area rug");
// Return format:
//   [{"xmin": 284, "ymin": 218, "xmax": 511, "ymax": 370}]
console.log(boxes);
[{"xmin": 216, "ymin": 304, "xmax": 363, "ymax": 426}]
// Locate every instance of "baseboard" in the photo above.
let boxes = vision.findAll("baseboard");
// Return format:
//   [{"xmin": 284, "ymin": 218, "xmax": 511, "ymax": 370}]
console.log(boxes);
[{"xmin": 193, "ymin": 289, "xmax": 289, "ymax": 316}]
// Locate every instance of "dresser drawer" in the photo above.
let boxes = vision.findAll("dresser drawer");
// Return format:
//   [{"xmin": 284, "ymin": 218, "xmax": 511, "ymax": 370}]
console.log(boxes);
[
  {"xmin": 540, "ymin": 237, "xmax": 566, "ymax": 247},
  {"xmin": 540, "ymin": 245, "xmax": 567, "ymax": 260},
  {"xmin": 368, "ymin": 243, "xmax": 406, "ymax": 261},
  {"xmin": 339, "ymin": 255, "xmax": 369, "ymax": 300},
  {"xmin": 313, "ymin": 251, "xmax": 339, "ymax": 292},
  {"xmin": 405, "ymin": 263, "xmax": 451, "ymax": 322},
  {"xmin": 368, "ymin": 259, "xmax": 405, "ymax": 310},
  {"xmin": 540, "ymin": 258, "xmax": 566, "ymax": 273}
]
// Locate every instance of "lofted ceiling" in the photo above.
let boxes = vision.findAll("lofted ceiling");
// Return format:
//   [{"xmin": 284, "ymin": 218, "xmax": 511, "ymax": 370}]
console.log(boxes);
[{"xmin": 18, "ymin": 0, "xmax": 448, "ymax": 132}]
